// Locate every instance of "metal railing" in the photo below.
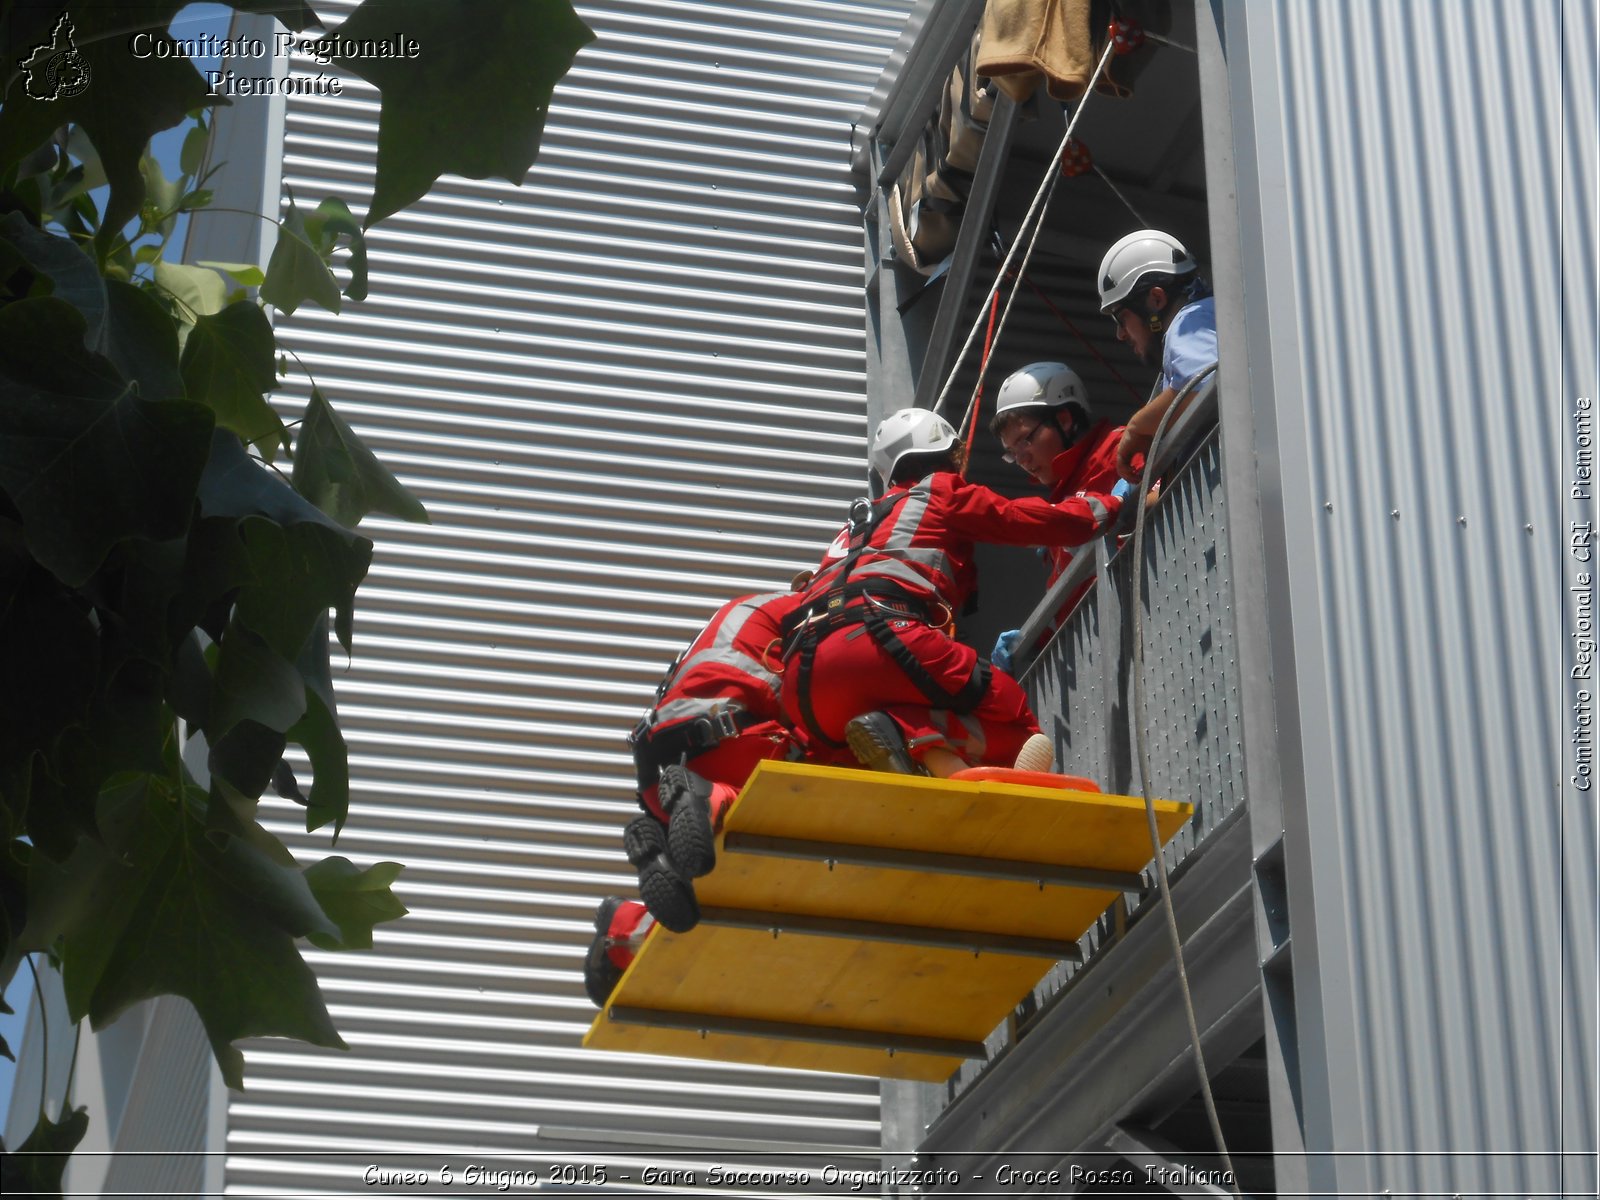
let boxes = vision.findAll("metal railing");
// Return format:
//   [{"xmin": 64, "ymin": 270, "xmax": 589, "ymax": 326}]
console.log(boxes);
[{"xmin": 942, "ymin": 375, "xmax": 1246, "ymax": 1096}]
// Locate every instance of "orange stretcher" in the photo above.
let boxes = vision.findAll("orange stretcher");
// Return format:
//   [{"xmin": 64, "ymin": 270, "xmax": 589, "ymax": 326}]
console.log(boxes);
[{"xmin": 582, "ymin": 760, "xmax": 1190, "ymax": 1081}]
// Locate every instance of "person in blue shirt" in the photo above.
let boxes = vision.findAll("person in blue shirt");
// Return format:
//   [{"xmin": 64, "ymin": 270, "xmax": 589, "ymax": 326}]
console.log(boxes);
[{"xmin": 1095, "ymin": 230, "xmax": 1218, "ymax": 480}]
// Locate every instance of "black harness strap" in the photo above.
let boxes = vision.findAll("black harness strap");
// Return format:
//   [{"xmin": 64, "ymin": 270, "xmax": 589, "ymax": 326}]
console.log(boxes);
[
  {"xmin": 784, "ymin": 486, "xmax": 992, "ymax": 746},
  {"xmin": 630, "ymin": 708, "xmax": 766, "ymax": 787}
]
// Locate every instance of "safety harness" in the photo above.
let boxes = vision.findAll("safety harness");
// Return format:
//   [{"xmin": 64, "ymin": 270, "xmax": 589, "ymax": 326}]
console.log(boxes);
[
  {"xmin": 629, "ymin": 707, "xmax": 768, "ymax": 788},
  {"xmin": 780, "ymin": 485, "xmax": 991, "ymax": 748},
  {"xmin": 628, "ymin": 594, "xmax": 786, "ymax": 787}
]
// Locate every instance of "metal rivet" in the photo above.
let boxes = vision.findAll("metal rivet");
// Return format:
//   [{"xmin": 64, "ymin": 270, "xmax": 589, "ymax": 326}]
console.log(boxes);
[
  {"xmin": 1324, "ymin": 501, "xmax": 1333, "ymax": 511},
  {"xmin": 1391, "ymin": 510, "xmax": 1400, "ymax": 519},
  {"xmin": 1458, "ymin": 516, "xmax": 1467, "ymax": 525}
]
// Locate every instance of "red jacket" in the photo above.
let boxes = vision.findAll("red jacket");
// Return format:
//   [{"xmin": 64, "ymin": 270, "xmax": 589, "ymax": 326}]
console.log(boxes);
[
  {"xmin": 809, "ymin": 471, "xmax": 1119, "ymax": 614},
  {"xmin": 1044, "ymin": 419, "xmax": 1124, "ymax": 586},
  {"xmin": 643, "ymin": 590, "xmax": 801, "ymax": 734}
]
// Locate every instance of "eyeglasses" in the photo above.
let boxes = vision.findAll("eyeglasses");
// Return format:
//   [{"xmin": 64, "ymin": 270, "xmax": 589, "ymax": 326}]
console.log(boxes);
[
  {"xmin": 1000, "ymin": 422, "xmax": 1049, "ymax": 464},
  {"xmin": 1107, "ymin": 305, "xmax": 1133, "ymax": 330}
]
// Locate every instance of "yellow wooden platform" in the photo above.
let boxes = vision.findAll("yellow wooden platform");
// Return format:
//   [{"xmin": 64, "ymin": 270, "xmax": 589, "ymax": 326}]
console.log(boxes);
[{"xmin": 583, "ymin": 761, "xmax": 1190, "ymax": 1081}]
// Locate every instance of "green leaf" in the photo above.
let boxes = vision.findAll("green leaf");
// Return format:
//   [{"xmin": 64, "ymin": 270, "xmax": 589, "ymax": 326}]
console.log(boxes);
[
  {"xmin": 301, "ymin": 196, "xmax": 368, "ymax": 301},
  {"xmin": 196, "ymin": 433, "xmax": 374, "ymax": 654},
  {"xmin": 154, "ymin": 260, "xmax": 228, "ymax": 324},
  {"xmin": 328, "ymin": 0, "xmax": 595, "ymax": 225},
  {"xmin": 180, "ymin": 118, "xmax": 210, "ymax": 176},
  {"xmin": 0, "ymin": 211, "xmax": 107, "ymax": 348},
  {"xmin": 287, "ymin": 688, "xmax": 350, "ymax": 834},
  {"xmin": 180, "ymin": 300, "xmax": 285, "ymax": 459},
  {"xmin": 292, "ymin": 390, "xmax": 429, "ymax": 528},
  {"xmin": 57, "ymin": 781, "xmax": 346, "ymax": 1090},
  {"xmin": 197, "ymin": 261, "xmax": 267, "ymax": 287},
  {"xmin": 0, "ymin": 299, "xmax": 213, "ymax": 586},
  {"xmin": 304, "ymin": 858, "xmax": 406, "ymax": 950},
  {"xmin": 103, "ymin": 280, "xmax": 185, "ymax": 400},
  {"xmin": 209, "ymin": 625, "xmax": 308, "ymax": 738},
  {"xmin": 261, "ymin": 195, "xmax": 340, "ymax": 315},
  {"xmin": 207, "ymin": 720, "xmax": 287, "ymax": 834},
  {"xmin": 0, "ymin": 7, "xmax": 222, "ymax": 246},
  {"xmin": 0, "ymin": 564, "xmax": 98, "ymax": 772},
  {"xmin": 0, "ymin": 1106, "xmax": 89, "ymax": 1194},
  {"xmin": 138, "ymin": 152, "xmax": 183, "ymax": 236}
]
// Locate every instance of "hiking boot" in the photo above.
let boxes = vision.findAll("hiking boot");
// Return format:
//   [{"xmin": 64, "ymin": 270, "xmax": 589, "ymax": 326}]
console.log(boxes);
[
  {"xmin": 622, "ymin": 813, "xmax": 699, "ymax": 933},
  {"xmin": 583, "ymin": 896, "xmax": 653, "ymax": 1007},
  {"xmin": 846, "ymin": 712, "xmax": 924, "ymax": 775},
  {"xmin": 661, "ymin": 764, "xmax": 718, "ymax": 879},
  {"xmin": 1013, "ymin": 733, "xmax": 1055, "ymax": 773}
]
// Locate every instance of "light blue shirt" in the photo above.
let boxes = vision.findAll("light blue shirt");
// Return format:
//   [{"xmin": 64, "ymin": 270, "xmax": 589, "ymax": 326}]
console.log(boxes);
[{"xmin": 1162, "ymin": 296, "xmax": 1217, "ymax": 393}]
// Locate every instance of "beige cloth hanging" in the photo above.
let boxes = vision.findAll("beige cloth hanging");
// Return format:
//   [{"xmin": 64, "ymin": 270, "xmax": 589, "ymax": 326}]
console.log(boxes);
[{"xmin": 975, "ymin": 0, "xmax": 1095, "ymax": 104}]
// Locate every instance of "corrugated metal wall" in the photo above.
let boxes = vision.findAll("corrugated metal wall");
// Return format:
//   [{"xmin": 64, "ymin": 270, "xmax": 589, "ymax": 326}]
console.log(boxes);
[
  {"xmin": 100, "ymin": 999, "xmax": 212, "ymax": 1197},
  {"xmin": 224, "ymin": 1, "xmax": 914, "ymax": 1193},
  {"xmin": 1223, "ymin": 0, "xmax": 1594, "ymax": 1195}
]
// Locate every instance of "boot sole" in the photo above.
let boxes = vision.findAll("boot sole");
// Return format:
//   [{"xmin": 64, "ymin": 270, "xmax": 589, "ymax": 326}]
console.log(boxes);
[
  {"xmin": 662, "ymin": 766, "xmax": 717, "ymax": 878},
  {"xmin": 846, "ymin": 713, "xmax": 922, "ymax": 775}
]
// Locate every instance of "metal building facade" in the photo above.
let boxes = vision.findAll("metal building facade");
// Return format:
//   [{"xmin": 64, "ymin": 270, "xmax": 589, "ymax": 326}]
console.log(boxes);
[
  {"xmin": 197, "ymin": 0, "xmax": 913, "ymax": 1192},
  {"xmin": 1215, "ymin": 1, "xmax": 1595, "ymax": 1196}
]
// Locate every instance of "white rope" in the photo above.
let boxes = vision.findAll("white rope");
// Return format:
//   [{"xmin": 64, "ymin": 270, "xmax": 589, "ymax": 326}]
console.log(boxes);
[
  {"xmin": 1093, "ymin": 162, "xmax": 1150, "ymax": 228},
  {"xmin": 1145, "ymin": 29, "xmax": 1197, "ymax": 54},
  {"xmin": 933, "ymin": 37, "xmax": 1117, "ymax": 424},
  {"xmin": 1128, "ymin": 363, "xmax": 1242, "ymax": 1197}
]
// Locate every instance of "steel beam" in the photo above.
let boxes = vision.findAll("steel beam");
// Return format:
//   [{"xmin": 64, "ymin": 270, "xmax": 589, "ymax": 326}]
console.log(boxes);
[
  {"xmin": 604, "ymin": 1006, "xmax": 986, "ymax": 1061},
  {"xmin": 696, "ymin": 906, "xmax": 1083, "ymax": 961},
  {"xmin": 873, "ymin": 0, "xmax": 987, "ymax": 188},
  {"xmin": 1105, "ymin": 1126, "xmax": 1235, "ymax": 1198},
  {"xmin": 722, "ymin": 832, "xmax": 1146, "ymax": 892},
  {"xmin": 916, "ymin": 93, "xmax": 1020, "ymax": 416},
  {"xmin": 917, "ymin": 811, "xmax": 1258, "ymax": 1160}
]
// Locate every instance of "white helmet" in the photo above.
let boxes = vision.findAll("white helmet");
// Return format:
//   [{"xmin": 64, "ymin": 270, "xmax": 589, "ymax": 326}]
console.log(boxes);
[
  {"xmin": 993, "ymin": 361, "xmax": 1089, "ymax": 427},
  {"xmin": 1097, "ymin": 229, "xmax": 1196, "ymax": 312},
  {"xmin": 870, "ymin": 407, "xmax": 958, "ymax": 483}
]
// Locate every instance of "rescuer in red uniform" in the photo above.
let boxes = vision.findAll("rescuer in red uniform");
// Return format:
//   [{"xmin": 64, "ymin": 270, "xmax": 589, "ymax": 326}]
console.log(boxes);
[
  {"xmin": 991, "ymin": 361, "xmax": 1125, "ymax": 587},
  {"xmin": 619, "ymin": 588, "xmax": 806, "ymax": 934},
  {"xmin": 780, "ymin": 407, "xmax": 1122, "ymax": 778},
  {"xmin": 584, "ymin": 588, "xmax": 804, "ymax": 1001},
  {"xmin": 987, "ymin": 361, "xmax": 1128, "ymax": 670}
]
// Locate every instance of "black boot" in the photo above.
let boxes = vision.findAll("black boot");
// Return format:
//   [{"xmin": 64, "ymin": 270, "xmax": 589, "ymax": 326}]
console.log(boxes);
[
  {"xmin": 846, "ymin": 711, "xmax": 925, "ymax": 775},
  {"xmin": 622, "ymin": 814, "xmax": 699, "ymax": 933},
  {"xmin": 660, "ymin": 764, "xmax": 718, "ymax": 878}
]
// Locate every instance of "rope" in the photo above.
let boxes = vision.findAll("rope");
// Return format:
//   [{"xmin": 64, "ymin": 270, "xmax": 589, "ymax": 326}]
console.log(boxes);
[
  {"xmin": 1127, "ymin": 362, "xmax": 1241, "ymax": 1196},
  {"xmin": 959, "ymin": 287, "xmax": 1003, "ymax": 475},
  {"xmin": 1145, "ymin": 29, "xmax": 1197, "ymax": 53},
  {"xmin": 936, "ymin": 36, "xmax": 1118, "ymax": 426},
  {"xmin": 1020, "ymin": 275, "xmax": 1145, "ymax": 405},
  {"xmin": 1093, "ymin": 162, "xmax": 1150, "ymax": 228}
]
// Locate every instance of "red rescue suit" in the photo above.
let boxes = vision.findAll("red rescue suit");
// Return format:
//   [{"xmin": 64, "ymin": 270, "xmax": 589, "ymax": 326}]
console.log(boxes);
[
  {"xmin": 1044, "ymin": 419, "xmax": 1125, "ymax": 587},
  {"xmin": 782, "ymin": 471, "xmax": 1119, "ymax": 766},
  {"xmin": 630, "ymin": 590, "xmax": 801, "ymax": 823}
]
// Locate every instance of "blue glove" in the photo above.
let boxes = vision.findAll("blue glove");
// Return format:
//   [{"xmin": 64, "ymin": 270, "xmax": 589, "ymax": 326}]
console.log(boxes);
[
  {"xmin": 992, "ymin": 628, "xmax": 1022, "ymax": 674},
  {"xmin": 1109, "ymin": 477, "xmax": 1138, "ymax": 535}
]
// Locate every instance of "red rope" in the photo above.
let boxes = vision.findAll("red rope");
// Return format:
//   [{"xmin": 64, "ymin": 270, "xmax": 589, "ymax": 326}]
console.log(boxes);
[
  {"xmin": 959, "ymin": 286, "xmax": 1003, "ymax": 477},
  {"xmin": 1022, "ymin": 276, "xmax": 1145, "ymax": 406}
]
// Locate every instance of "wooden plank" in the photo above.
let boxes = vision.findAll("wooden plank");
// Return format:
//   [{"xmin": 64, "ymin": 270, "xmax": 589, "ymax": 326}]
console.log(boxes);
[{"xmin": 582, "ymin": 762, "xmax": 1194, "ymax": 1080}]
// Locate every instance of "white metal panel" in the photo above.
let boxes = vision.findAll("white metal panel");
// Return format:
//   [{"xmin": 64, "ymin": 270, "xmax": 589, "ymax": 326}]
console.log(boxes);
[
  {"xmin": 1222, "ymin": 0, "xmax": 1592, "ymax": 1196},
  {"xmin": 222, "ymin": 2, "xmax": 913, "ymax": 1193}
]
